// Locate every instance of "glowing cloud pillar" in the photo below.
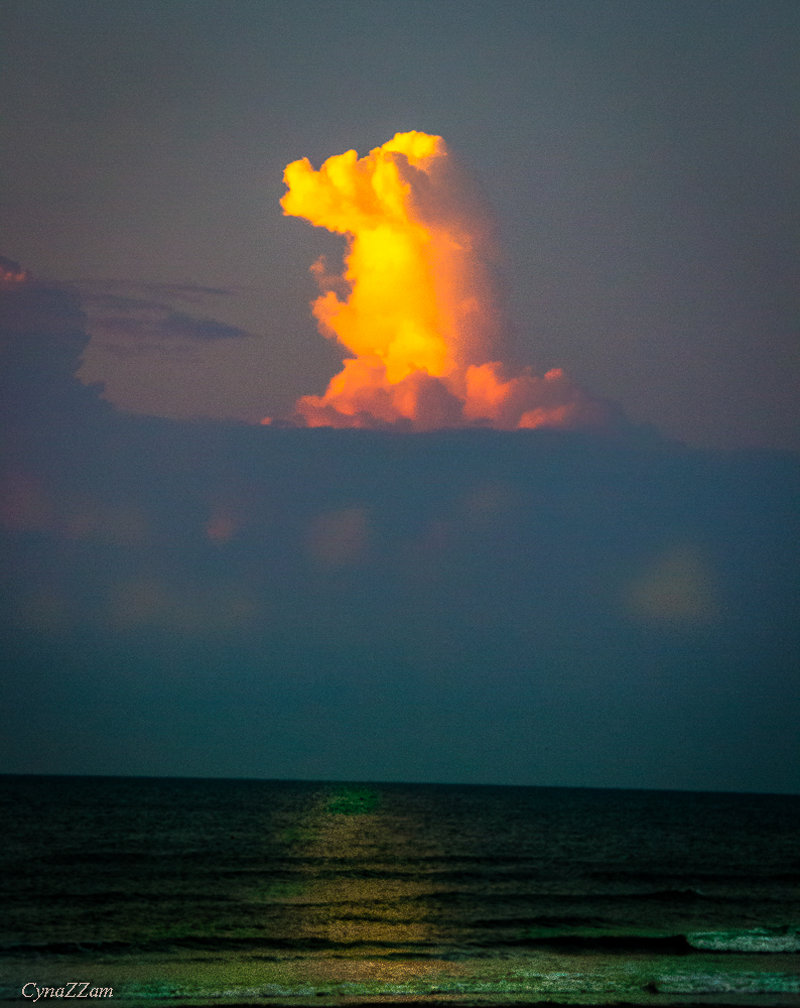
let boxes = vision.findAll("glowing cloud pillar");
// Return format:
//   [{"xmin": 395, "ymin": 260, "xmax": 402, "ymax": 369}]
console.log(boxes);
[{"xmin": 278, "ymin": 131, "xmax": 606, "ymax": 431}]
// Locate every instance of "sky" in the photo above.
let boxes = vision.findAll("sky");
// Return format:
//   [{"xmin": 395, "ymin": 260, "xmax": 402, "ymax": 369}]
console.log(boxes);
[
  {"xmin": 1, "ymin": 1, "xmax": 799, "ymax": 792},
  {"xmin": 2, "ymin": 0, "xmax": 798, "ymax": 448}
]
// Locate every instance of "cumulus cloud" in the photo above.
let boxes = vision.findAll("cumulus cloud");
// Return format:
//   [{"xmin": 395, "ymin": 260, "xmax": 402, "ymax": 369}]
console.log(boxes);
[{"xmin": 277, "ymin": 132, "xmax": 620, "ymax": 432}]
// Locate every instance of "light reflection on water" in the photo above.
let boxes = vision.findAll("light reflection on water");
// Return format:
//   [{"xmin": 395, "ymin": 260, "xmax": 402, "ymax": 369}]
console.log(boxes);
[{"xmin": 269, "ymin": 783, "xmax": 441, "ymax": 958}]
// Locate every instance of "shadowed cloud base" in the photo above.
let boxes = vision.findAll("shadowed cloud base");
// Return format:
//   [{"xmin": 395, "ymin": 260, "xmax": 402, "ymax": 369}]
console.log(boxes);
[{"xmin": 2, "ymin": 269, "xmax": 798, "ymax": 792}]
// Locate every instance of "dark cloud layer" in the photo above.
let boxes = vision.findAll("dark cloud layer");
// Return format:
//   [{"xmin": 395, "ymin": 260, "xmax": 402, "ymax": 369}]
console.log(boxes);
[
  {"xmin": 0, "ymin": 269, "xmax": 107, "ymax": 426},
  {"xmin": 2, "ymin": 273, "xmax": 798, "ymax": 792}
]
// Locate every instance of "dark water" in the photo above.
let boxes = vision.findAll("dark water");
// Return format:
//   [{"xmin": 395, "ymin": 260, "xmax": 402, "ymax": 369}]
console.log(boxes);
[{"xmin": 1, "ymin": 776, "xmax": 799, "ymax": 1006}]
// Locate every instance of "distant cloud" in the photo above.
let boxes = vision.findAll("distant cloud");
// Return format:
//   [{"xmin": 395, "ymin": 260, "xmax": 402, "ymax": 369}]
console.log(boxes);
[
  {"xmin": 0, "ymin": 270, "xmax": 84, "ymax": 350},
  {"xmin": 0, "ymin": 255, "xmax": 30, "ymax": 285},
  {"xmin": 162, "ymin": 312, "xmax": 249, "ymax": 342},
  {"xmin": 0, "ymin": 260, "xmax": 106, "ymax": 423},
  {"xmin": 80, "ymin": 278, "xmax": 242, "ymax": 302},
  {"xmin": 127, "ymin": 281, "xmax": 241, "ymax": 303},
  {"xmin": 77, "ymin": 280, "xmax": 253, "ymax": 350}
]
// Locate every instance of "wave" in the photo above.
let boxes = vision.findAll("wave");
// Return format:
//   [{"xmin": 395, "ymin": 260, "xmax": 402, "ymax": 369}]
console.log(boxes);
[
  {"xmin": 7, "ymin": 971, "xmax": 800, "ymax": 1005},
  {"xmin": 7, "ymin": 924, "xmax": 799, "ymax": 961},
  {"xmin": 422, "ymin": 885, "xmax": 715, "ymax": 904},
  {"xmin": 515, "ymin": 925, "xmax": 800, "ymax": 956},
  {"xmin": 0, "ymin": 935, "xmax": 439, "ymax": 959},
  {"xmin": 0, "ymin": 939, "xmax": 135, "ymax": 956},
  {"xmin": 471, "ymin": 914, "xmax": 612, "ymax": 928},
  {"xmin": 652, "ymin": 970, "xmax": 800, "ymax": 995},
  {"xmin": 687, "ymin": 925, "xmax": 800, "ymax": 952},
  {"xmin": 515, "ymin": 932, "xmax": 694, "ymax": 953}
]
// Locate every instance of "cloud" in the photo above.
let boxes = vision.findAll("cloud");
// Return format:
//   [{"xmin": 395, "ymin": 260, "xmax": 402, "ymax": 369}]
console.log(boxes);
[
  {"xmin": 0, "ymin": 269, "xmax": 85, "ymax": 354},
  {"xmin": 161, "ymin": 312, "xmax": 249, "ymax": 342},
  {"xmin": 0, "ymin": 255, "xmax": 30, "ymax": 285},
  {"xmin": 2, "ymin": 264, "xmax": 798, "ymax": 790},
  {"xmin": 277, "ymin": 132, "xmax": 620, "ymax": 431},
  {"xmin": 0, "ymin": 260, "xmax": 107, "ymax": 427},
  {"xmin": 126, "ymin": 281, "xmax": 241, "ymax": 303},
  {"xmin": 77, "ymin": 281, "xmax": 253, "ymax": 350}
]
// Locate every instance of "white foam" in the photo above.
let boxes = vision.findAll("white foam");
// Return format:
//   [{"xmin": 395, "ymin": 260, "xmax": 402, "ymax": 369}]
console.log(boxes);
[
  {"xmin": 656, "ymin": 971, "xmax": 800, "ymax": 995},
  {"xmin": 688, "ymin": 926, "xmax": 800, "ymax": 952}
]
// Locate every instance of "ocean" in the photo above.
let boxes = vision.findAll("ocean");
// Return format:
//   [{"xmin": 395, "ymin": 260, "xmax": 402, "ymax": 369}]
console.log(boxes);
[{"xmin": 1, "ymin": 776, "xmax": 799, "ymax": 1006}]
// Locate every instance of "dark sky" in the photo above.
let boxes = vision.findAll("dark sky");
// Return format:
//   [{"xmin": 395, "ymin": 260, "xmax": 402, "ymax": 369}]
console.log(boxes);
[
  {"xmin": 2, "ymin": 272, "xmax": 798, "ymax": 792},
  {"xmin": 1, "ymin": 1, "xmax": 799, "ymax": 793},
  {"xmin": 2, "ymin": 0, "xmax": 798, "ymax": 448}
]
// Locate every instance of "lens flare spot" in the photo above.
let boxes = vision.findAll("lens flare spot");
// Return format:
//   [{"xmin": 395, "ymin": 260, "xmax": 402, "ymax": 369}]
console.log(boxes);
[
  {"xmin": 625, "ymin": 544, "xmax": 720, "ymax": 625},
  {"xmin": 307, "ymin": 506, "xmax": 370, "ymax": 567}
]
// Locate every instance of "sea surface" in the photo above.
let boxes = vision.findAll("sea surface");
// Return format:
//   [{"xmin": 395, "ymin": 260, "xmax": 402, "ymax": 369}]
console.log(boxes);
[{"xmin": 1, "ymin": 776, "xmax": 799, "ymax": 1006}]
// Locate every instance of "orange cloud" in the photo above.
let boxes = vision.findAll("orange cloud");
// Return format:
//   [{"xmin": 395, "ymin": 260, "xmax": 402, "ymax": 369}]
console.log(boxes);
[{"xmin": 272, "ymin": 131, "xmax": 612, "ymax": 431}]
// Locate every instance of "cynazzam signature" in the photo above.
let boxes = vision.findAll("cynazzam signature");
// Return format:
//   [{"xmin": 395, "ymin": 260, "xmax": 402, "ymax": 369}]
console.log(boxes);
[{"xmin": 21, "ymin": 983, "xmax": 113, "ymax": 1002}]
